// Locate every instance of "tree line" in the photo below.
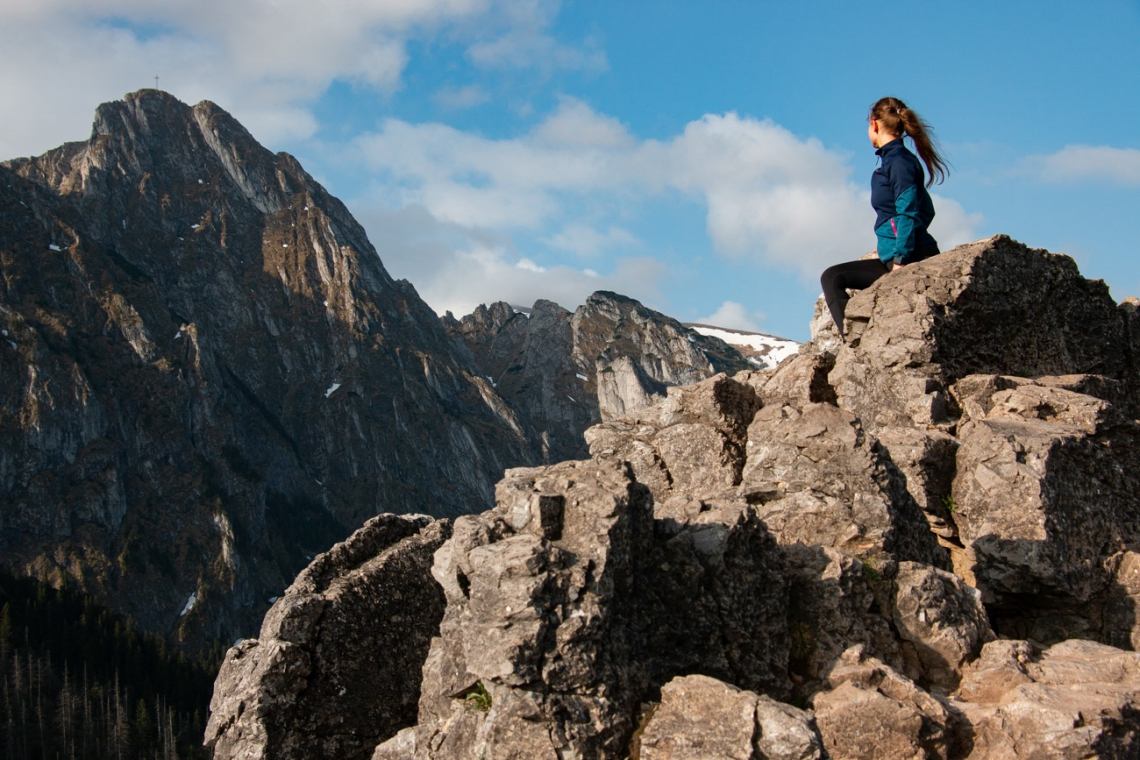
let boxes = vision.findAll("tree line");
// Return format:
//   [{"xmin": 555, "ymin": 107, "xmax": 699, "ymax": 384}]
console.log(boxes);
[{"xmin": 1, "ymin": 570, "xmax": 226, "ymax": 759}]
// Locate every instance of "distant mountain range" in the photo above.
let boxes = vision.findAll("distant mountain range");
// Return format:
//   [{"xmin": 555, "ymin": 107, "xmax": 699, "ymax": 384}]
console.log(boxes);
[{"xmin": 443, "ymin": 293, "xmax": 773, "ymax": 462}]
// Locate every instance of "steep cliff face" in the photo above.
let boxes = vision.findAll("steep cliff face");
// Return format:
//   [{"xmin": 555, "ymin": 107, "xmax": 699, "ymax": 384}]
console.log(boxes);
[
  {"xmin": 443, "ymin": 292, "xmax": 752, "ymax": 462},
  {"xmin": 0, "ymin": 90, "xmax": 537, "ymax": 649}
]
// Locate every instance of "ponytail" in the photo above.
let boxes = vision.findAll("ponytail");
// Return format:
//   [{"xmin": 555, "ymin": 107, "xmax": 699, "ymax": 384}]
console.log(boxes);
[{"xmin": 870, "ymin": 97, "xmax": 949, "ymax": 187}]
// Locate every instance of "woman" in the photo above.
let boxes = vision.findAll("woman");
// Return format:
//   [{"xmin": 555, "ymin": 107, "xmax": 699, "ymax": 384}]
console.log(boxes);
[{"xmin": 821, "ymin": 97, "xmax": 949, "ymax": 339}]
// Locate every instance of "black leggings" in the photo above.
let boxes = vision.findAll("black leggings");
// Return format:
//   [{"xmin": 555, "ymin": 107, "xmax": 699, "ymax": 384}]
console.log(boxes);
[{"xmin": 820, "ymin": 259, "xmax": 890, "ymax": 338}]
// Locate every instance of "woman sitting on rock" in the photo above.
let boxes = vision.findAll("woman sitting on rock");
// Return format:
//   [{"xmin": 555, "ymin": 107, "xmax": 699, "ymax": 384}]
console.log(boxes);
[{"xmin": 821, "ymin": 97, "xmax": 949, "ymax": 339}]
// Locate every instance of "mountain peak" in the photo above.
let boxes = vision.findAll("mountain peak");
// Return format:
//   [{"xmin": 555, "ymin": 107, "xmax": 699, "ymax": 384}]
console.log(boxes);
[{"xmin": 0, "ymin": 92, "xmax": 539, "ymax": 651}]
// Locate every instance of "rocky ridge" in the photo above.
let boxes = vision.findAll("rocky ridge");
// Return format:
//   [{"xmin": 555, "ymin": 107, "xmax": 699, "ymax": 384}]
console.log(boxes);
[
  {"xmin": 0, "ymin": 90, "xmax": 540, "ymax": 649},
  {"xmin": 443, "ymin": 294, "xmax": 753, "ymax": 463},
  {"xmin": 210, "ymin": 236, "xmax": 1140, "ymax": 760}
]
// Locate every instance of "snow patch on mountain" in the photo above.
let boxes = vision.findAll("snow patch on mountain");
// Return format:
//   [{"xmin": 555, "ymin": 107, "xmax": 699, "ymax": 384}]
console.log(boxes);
[{"xmin": 687, "ymin": 324, "xmax": 800, "ymax": 370}]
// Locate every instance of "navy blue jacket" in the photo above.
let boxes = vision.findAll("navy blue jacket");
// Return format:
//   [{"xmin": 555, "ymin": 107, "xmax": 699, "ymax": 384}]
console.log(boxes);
[{"xmin": 872, "ymin": 139, "xmax": 938, "ymax": 264}]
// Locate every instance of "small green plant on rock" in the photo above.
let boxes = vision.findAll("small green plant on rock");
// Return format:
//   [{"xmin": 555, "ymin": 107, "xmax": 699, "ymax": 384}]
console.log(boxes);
[
  {"xmin": 941, "ymin": 494, "xmax": 958, "ymax": 514},
  {"xmin": 862, "ymin": 557, "xmax": 882, "ymax": 589},
  {"xmin": 463, "ymin": 681, "xmax": 492, "ymax": 712}
]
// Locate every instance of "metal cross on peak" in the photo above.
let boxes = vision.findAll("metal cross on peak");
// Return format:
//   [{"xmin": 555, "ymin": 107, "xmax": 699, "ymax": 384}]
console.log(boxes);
[{"xmin": 154, "ymin": 75, "xmax": 160, "ymax": 91}]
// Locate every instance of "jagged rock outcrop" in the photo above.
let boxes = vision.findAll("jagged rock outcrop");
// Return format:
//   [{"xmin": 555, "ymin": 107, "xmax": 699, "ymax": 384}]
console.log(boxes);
[
  {"xmin": 584, "ymin": 373, "xmax": 763, "ymax": 502},
  {"xmin": 587, "ymin": 371, "xmax": 948, "ymax": 570},
  {"xmin": 947, "ymin": 374, "xmax": 1140, "ymax": 643},
  {"xmin": 0, "ymin": 90, "xmax": 537, "ymax": 648},
  {"xmin": 215, "ymin": 235, "xmax": 1140, "ymax": 760},
  {"xmin": 827, "ymin": 235, "xmax": 1134, "ymax": 431},
  {"xmin": 206, "ymin": 514, "xmax": 451, "ymax": 760},
  {"xmin": 890, "ymin": 561, "xmax": 994, "ymax": 691},
  {"xmin": 443, "ymin": 292, "xmax": 752, "ymax": 462},
  {"xmin": 370, "ymin": 457, "xmax": 789, "ymax": 759}
]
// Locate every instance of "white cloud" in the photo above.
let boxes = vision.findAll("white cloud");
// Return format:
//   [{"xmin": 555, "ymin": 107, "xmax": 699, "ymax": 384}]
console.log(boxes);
[
  {"xmin": 1030, "ymin": 145, "xmax": 1140, "ymax": 186},
  {"xmin": 542, "ymin": 224, "xmax": 639, "ymax": 256},
  {"xmin": 928, "ymin": 194, "xmax": 985, "ymax": 250},
  {"xmin": 356, "ymin": 205, "xmax": 664, "ymax": 317},
  {"xmin": 434, "ymin": 84, "xmax": 491, "ymax": 109},
  {"xmin": 463, "ymin": 0, "xmax": 606, "ymax": 74},
  {"xmin": 535, "ymin": 97, "xmax": 633, "ymax": 148},
  {"xmin": 0, "ymin": 0, "xmax": 594, "ymax": 159},
  {"xmin": 344, "ymin": 102, "xmax": 984, "ymax": 315},
  {"xmin": 695, "ymin": 301, "xmax": 764, "ymax": 332}
]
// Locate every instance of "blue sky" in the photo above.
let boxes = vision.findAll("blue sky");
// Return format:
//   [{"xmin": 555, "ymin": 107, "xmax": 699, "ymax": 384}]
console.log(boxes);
[{"xmin": 2, "ymin": 1, "xmax": 1138, "ymax": 340}]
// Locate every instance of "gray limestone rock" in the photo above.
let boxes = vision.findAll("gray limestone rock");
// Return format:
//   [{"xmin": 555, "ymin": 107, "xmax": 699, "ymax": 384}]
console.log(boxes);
[
  {"xmin": 635, "ymin": 674, "xmax": 823, "ymax": 760},
  {"xmin": 740, "ymin": 402, "xmax": 947, "ymax": 568},
  {"xmin": 813, "ymin": 646, "xmax": 961, "ymax": 760},
  {"xmin": 638, "ymin": 675, "xmax": 763, "ymax": 760},
  {"xmin": 891, "ymin": 562, "xmax": 994, "ymax": 691},
  {"xmin": 205, "ymin": 514, "xmax": 451, "ymax": 760},
  {"xmin": 949, "ymin": 375, "xmax": 1140, "ymax": 643},
  {"xmin": 784, "ymin": 544, "xmax": 902, "ymax": 699},
  {"xmin": 411, "ymin": 457, "xmax": 656, "ymax": 758},
  {"xmin": 641, "ymin": 498, "xmax": 790, "ymax": 697},
  {"xmin": 394, "ymin": 456, "xmax": 789, "ymax": 759},
  {"xmin": 829, "ymin": 235, "xmax": 1130, "ymax": 432},
  {"xmin": 585, "ymin": 373, "xmax": 762, "ymax": 503},
  {"xmin": 753, "ymin": 352, "xmax": 838, "ymax": 408},
  {"xmin": 1105, "ymin": 551, "xmax": 1140, "ymax": 651},
  {"xmin": 805, "ymin": 294, "xmax": 843, "ymax": 355},
  {"xmin": 952, "ymin": 639, "xmax": 1140, "ymax": 759},
  {"xmin": 874, "ymin": 427, "xmax": 959, "ymax": 541}
]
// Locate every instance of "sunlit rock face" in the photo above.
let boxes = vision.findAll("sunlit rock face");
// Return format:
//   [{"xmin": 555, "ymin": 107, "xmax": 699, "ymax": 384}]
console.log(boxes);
[{"xmin": 0, "ymin": 89, "xmax": 539, "ymax": 650}]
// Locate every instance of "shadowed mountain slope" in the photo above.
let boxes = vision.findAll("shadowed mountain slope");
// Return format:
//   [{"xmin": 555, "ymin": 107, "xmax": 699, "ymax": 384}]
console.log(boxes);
[{"xmin": 0, "ymin": 90, "xmax": 539, "ymax": 650}]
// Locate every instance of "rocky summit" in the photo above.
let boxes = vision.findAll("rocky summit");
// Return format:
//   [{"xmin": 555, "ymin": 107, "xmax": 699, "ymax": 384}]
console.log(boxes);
[
  {"xmin": 0, "ymin": 90, "xmax": 542, "ymax": 650},
  {"xmin": 207, "ymin": 234, "xmax": 1140, "ymax": 759},
  {"xmin": 443, "ymin": 293, "xmax": 751, "ymax": 463}
]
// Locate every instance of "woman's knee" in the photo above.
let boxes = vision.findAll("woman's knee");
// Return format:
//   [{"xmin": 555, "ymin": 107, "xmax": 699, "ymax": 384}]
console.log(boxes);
[{"xmin": 821, "ymin": 263, "xmax": 850, "ymax": 297}]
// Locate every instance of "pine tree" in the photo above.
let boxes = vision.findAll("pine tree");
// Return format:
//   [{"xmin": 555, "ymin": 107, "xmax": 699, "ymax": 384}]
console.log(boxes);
[
  {"xmin": 0, "ymin": 604, "xmax": 11, "ymax": 661},
  {"xmin": 134, "ymin": 698, "xmax": 156, "ymax": 759}
]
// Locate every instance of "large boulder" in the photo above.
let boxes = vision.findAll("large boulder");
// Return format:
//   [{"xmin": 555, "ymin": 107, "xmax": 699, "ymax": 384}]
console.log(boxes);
[
  {"xmin": 740, "ymin": 401, "xmax": 947, "ymax": 568},
  {"xmin": 635, "ymin": 674, "xmax": 823, "ymax": 760},
  {"xmin": 784, "ymin": 544, "xmax": 902, "ymax": 698},
  {"xmin": 829, "ymin": 235, "xmax": 1131, "ymax": 431},
  {"xmin": 641, "ymin": 497, "xmax": 790, "ymax": 697},
  {"xmin": 205, "ymin": 514, "xmax": 451, "ymax": 760},
  {"xmin": 890, "ymin": 562, "xmax": 994, "ymax": 691},
  {"xmin": 949, "ymin": 374, "xmax": 1140, "ymax": 642},
  {"xmin": 585, "ymin": 373, "xmax": 762, "ymax": 502},
  {"xmin": 812, "ymin": 646, "xmax": 962, "ymax": 760}
]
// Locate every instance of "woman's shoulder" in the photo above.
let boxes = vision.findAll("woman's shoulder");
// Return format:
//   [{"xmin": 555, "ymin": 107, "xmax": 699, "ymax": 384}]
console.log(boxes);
[{"xmin": 883, "ymin": 145, "xmax": 924, "ymax": 177}]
